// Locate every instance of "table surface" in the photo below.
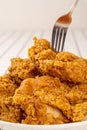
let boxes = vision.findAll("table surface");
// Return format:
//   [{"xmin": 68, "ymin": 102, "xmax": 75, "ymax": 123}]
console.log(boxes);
[{"xmin": 0, "ymin": 29, "xmax": 87, "ymax": 75}]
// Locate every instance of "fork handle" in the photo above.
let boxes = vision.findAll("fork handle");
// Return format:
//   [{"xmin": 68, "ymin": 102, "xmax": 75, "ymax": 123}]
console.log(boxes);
[{"xmin": 70, "ymin": 0, "xmax": 79, "ymax": 15}]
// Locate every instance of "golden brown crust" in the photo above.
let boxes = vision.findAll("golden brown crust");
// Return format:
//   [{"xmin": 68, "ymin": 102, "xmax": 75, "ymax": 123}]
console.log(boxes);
[
  {"xmin": 8, "ymin": 58, "xmax": 37, "ymax": 84},
  {"xmin": 28, "ymin": 37, "xmax": 50, "ymax": 61},
  {"xmin": 0, "ymin": 74, "xmax": 18, "ymax": 97},
  {"xmin": 38, "ymin": 58, "xmax": 87, "ymax": 83},
  {"xmin": 0, "ymin": 97, "xmax": 24, "ymax": 123}
]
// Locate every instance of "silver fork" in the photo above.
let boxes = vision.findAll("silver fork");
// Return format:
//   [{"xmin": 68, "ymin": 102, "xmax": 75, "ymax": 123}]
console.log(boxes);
[{"xmin": 51, "ymin": 0, "xmax": 79, "ymax": 52}]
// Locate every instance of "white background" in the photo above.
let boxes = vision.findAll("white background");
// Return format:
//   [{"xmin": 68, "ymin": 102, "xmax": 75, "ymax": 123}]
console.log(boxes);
[{"xmin": 0, "ymin": 0, "xmax": 86, "ymax": 31}]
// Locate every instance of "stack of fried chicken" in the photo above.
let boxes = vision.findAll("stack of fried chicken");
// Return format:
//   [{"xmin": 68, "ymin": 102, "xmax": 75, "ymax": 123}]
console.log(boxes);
[{"xmin": 0, "ymin": 37, "xmax": 87, "ymax": 124}]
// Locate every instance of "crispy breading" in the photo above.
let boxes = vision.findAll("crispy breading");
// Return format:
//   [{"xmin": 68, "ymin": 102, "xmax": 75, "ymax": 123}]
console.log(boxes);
[
  {"xmin": 28, "ymin": 37, "xmax": 50, "ymax": 61},
  {"xmin": 0, "ymin": 97, "xmax": 24, "ymax": 123},
  {"xmin": 0, "ymin": 74, "xmax": 23, "ymax": 123},
  {"xmin": 0, "ymin": 74, "xmax": 18, "ymax": 97},
  {"xmin": 38, "ymin": 58, "xmax": 87, "ymax": 83},
  {"xmin": 66, "ymin": 84, "xmax": 87, "ymax": 104},
  {"xmin": 8, "ymin": 57, "xmax": 37, "ymax": 84}
]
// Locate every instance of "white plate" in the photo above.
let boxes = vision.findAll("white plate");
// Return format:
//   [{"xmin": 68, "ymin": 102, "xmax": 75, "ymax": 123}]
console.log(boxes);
[{"xmin": 0, "ymin": 119, "xmax": 87, "ymax": 130}]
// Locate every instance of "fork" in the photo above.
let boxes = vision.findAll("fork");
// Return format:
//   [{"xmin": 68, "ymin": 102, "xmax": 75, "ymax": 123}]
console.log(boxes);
[{"xmin": 51, "ymin": 0, "xmax": 79, "ymax": 52}]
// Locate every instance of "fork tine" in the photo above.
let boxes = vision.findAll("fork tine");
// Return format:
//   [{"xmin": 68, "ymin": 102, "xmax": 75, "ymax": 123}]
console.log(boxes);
[
  {"xmin": 51, "ymin": 26, "xmax": 56, "ymax": 49},
  {"xmin": 57, "ymin": 28, "xmax": 63, "ymax": 52},
  {"xmin": 51, "ymin": 26, "xmax": 67, "ymax": 52},
  {"xmin": 61, "ymin": 28, "xmax": 68, "ymax": 51},
  {"xmin": 55, "ymin": 27, "xmax": 60, "ymax": 51}
]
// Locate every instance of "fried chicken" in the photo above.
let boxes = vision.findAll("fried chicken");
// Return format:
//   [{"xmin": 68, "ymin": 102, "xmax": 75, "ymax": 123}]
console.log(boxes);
[
  {"xmin": 13, "ymin": 75, "xmax": 87, "ymax": 123},
  {"xmin": 13, "ymin": 76, "xmax": 70, "ymax": 124},
  {"xmin": 0, "ymin": 37, "xmax": 87, "ymax": 124},
  {"xmin": 28, "ymin": 39, "xmax": 87, "ymax": 84}
]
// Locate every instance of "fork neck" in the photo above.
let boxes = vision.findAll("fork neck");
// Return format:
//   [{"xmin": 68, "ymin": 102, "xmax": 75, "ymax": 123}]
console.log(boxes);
[{"xmin": 69, "ymin": 0, "xmax": 79, "ymax": 15}]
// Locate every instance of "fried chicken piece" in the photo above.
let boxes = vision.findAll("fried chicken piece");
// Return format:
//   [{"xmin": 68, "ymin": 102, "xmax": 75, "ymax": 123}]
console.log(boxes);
[
  {"xmin": 13, "ymin": 76, "xmax": 70, "ymax": 124},
  {"xmin": 0, "ymin": 74, "xmax": 18, "ymax": 97},
  {"xmin": 13, "ymin": 76, "xmax": 87, "ymax": 123},
  {"xmin": 8, "ymin": 57, "xmax": 37, "ymax": 84},
  {"xmin": 28, "ymin": 38, "xmax": 87, "ymax": 83},
  {"xmin": 0, "ymin": 97, "xmax": 24, "ymax": 123}
]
